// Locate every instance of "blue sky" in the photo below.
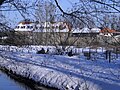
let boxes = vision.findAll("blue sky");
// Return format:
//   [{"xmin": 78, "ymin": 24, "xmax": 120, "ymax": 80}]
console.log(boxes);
[
  {"xmin": 2, "ymin": 0, "xmax": 120, "ymax": 28},
  {"xmin": 57, "ymin": 0, "xmax": 74, "ymax": 11},
  {"xmin": 2, "ymin": 0, "xmax": 77, "ymax": 27}
]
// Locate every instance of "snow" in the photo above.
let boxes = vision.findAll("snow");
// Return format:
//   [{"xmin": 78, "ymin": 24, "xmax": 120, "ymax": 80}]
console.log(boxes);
[
  {"xmin": 72, "ymin": 28, "xmax": 91, "ymax": 33},
  {"xmin": 72, "ymin": 27, "xmax": 101, "ymax": 33},
  {"xmin": 0, "ymin": 46, "xmax": 120, "ymax": 90},
  {"xmin": 91, "ymin": 28, "xmax": 101, "ymax": 33},
  {"xmin": 0, "ymin": 45, "xmax": 106, "ymax": 54}
]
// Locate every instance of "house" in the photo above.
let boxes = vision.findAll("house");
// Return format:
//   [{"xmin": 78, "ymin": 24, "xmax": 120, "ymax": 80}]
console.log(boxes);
[
  {"xmin": 72, "ymin": 27, "xmax": 100, "ymax": 37},
  {"xmin": 99, "ymin": 28, "xmax": 116, "ymax": 36},
  {"xmin": 14, "ymin": 20, "xmax": 71, "ymax": 33},
  {"xmin": 14, "ymin": 20, "xmax": 72, "ymax": 45}
]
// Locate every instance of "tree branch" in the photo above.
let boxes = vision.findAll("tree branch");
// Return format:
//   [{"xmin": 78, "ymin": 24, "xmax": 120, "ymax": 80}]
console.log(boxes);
[
  {"xmin": 0, "ymin": 0, "xmax": 6, "ymax": 6},
  {"xmin": 91, "ymin": 0, "xmax": 120, "ymax": 13},
  {"xmin": 54, "ymin": 0, "xmax": 87, "ymax": 26}
]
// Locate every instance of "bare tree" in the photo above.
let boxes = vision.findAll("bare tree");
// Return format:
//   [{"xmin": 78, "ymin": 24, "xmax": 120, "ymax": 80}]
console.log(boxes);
[
  {"xmin": 54, "ymin": 0, "xmax": 120, "ymax": 26},
  {"xmin": 35, "ymin": 0, "xmax": 56, "ymax": 22}
]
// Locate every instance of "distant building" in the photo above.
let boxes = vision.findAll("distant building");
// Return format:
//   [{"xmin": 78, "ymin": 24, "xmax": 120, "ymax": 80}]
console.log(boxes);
[
  {"xmin": 14, "ymin": 20, "xmax": 72, "ymax": 32},
  {"xmin": 14, "ymin": 20, "xmax": 72, "ymax": 45},
  {"xmin": 72, "ymin": 27, "xmax": 101, "ymax": 37},
  {"xmin": 99, "ymin": 28, "xmax": 116, "ymax": 37},
  {"xmin": 13, "ymin": 20, "xmax": 120, "ymax": 46}
]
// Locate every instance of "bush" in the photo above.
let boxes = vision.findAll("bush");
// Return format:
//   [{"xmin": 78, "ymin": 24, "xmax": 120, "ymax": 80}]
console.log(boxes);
[
  {"xmin": 37, "ymin": 48, "xmax": 45, "ymax": 54},
  {"xmin": 68, "ymin": 50, "xmax": 73, "ymax": 56}
]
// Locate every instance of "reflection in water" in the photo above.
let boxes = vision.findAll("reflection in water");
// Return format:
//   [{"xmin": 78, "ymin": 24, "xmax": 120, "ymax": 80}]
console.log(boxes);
[{"xmin": 0, "ymin": 71, "xmax": 32, "ymax": 90}]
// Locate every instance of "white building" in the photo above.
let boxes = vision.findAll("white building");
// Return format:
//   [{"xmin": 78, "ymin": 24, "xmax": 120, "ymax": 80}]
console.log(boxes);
[{"xmin": 14, "ymin": 21, "xmax": 71, "ymax": 33}]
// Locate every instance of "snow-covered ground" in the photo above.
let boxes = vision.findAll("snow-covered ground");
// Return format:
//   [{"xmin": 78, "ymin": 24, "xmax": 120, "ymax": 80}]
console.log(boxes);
[
  {"xmin": 0, "ymin": 46, "xmax": 120, "ymax": 90},
  {"xmin": 0, "ymin": 45, "xmax": 106, "ymax": 54}
]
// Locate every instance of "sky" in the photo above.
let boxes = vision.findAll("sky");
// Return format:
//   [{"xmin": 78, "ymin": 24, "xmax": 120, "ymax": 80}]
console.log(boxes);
[
  {"xmin": 1, "ymin": 0, "xmax": 77, "ymax": 28},
  {"xmin": 57, "ymin": 0, "xmax": 75, "ymax": 11},
  {"xmin": 1, "ymin": 0, "xmax": 120, "ymax": 29}
]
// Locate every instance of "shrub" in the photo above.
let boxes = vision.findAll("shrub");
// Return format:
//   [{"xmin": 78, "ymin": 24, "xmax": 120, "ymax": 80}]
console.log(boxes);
[{"xmin": 37, "ymin": 48, "xmax": 45, "ymax": 54}]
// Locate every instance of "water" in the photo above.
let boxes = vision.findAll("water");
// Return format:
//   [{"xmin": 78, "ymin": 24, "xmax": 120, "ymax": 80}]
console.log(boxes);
[{"xmin": 0, "ymin": 70, "xmax": 32, "ymax": 90}]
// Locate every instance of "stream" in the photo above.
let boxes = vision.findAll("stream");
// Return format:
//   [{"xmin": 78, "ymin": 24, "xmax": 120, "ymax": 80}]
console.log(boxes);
[
  {"xmin": 0, "ymin": 70, "xmax": 55, "ymax": 90},
  {"xmin": 0, "ymin": 70, "xmax": 32, "ymax": 90}
]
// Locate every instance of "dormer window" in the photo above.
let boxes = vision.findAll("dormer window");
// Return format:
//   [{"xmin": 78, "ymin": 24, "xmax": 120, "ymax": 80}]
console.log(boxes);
[
  {"xmin": 56, "ymin": 26, "xmax": 59, "ymax": 29},
  {"xmin": 30, "ymin": 26, "xmax": 33, "ymax": 29},
  {"xmin": 21, "ymin": 26, "xmax": 25, "ymax": 29},
  {"xmin": 35, "ymin": 27, "xmax": 38, "ymax": 29},
  {"xmin": 27, "ymin": 26, "xmax": 33, "ymax": 29},
  {"xmin": 27, "ymin": 26, "xmax": 30, "ymax": 29},
  {"xmin": 16, "ymin": 26, "xmax": 20, "ymax": 29}
]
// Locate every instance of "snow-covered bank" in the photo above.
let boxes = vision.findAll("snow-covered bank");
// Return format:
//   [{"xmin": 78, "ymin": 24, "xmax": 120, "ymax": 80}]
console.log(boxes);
[
  {"xmin": 0, "ymin": 66, "xmax": 56, "ymax": 90},
  {"xmin": 0, "ymin": 50, "xmax": 120, "ymax": 90}
]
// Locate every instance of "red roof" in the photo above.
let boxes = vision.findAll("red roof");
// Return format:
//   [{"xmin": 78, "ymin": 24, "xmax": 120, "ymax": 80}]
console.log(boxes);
[{"xmin": 100, "ymin": 28, "xmax": 116, "ymax": 33}]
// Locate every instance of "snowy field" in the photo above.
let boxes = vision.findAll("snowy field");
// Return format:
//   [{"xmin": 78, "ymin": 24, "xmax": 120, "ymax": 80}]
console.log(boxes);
[{"xmin": 0, "ymin": 45, "xmax": 120, "ymax": 90}]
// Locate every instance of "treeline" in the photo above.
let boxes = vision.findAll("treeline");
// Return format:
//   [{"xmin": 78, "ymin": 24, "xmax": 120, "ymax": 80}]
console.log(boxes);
[{"xmin": 0, "ymin": 31, "xmax": 119, "ymax": 47}]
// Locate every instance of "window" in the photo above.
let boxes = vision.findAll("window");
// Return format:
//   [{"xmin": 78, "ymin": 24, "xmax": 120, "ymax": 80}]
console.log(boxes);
[
  {"xmin": 27, "ymin": 26, "xmax": 33, "ymax": 29},
  {"xmin": 56, "ymin": 26, "xmax": 59, "ymax": 29},
  {"xmin": 52, "ymin": 26, "xmax": 54, "ymax": 29},
  {"xmin": 30, "ymin": 26, "xmax": 33, "ymax": 29},
  {"xmin": 16, "ymin": 26, "xmax": 19, "ymax": 29},
  {"xmin": 27, "ymin": 26, "xmax": 30, "ymax": 29},
  {"xmin": 21, "ymin": 26, "xmax": 25, "ymax": 29},
  {"xmin": 35, "ymin": 27, "xmax": 38, "ymax": 29}
]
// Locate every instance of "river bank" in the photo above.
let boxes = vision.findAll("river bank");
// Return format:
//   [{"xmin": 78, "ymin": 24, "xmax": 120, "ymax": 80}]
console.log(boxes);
[
  {"xmin": 0, "ymin": 66, "xmax": 58, "ymax": 90},
  {"xmin": 0, "ymin": 50, "xmax": 119, "ymax": 90}
]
